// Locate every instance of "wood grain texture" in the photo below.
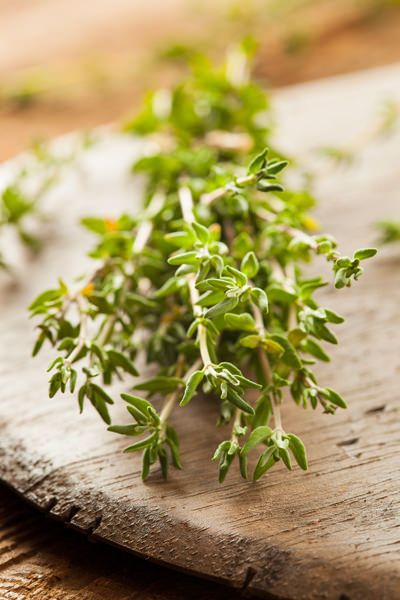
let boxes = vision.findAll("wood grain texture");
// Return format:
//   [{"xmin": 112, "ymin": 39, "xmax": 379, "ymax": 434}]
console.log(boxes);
[
  {"xmin": 0, "ymin": 483, "xmax": 244, "ymax": 600},
  {"xmin": 1, "ymin": 64, "xmax": 400, "ymax": 600}
]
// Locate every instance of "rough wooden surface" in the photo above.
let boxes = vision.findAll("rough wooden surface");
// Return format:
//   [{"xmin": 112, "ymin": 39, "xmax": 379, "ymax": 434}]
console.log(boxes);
[
  {"xmin": 0, "ymin": 483, "xmax": 243, "ymax": 600},
  {"xmin": 1, "ymin": 64, "xmax": 400, "ymax": 600}
]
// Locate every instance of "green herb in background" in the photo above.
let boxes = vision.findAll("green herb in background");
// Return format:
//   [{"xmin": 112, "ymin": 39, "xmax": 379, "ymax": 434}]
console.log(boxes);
[
  {"xmin": 376, "ymin": 220, "xmax": 400, "ymax": 245},
  {"xmin": 30, "ymin": 44, "xmax": 376, "ymax": 483},
  {"xmin": 0, "ymin": 135, "xmax": 93, "ymax": 270}
]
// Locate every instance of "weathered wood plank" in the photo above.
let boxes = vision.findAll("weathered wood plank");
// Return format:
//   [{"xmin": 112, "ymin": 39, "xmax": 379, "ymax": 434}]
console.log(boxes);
[
  {"xmin": 1, "ymin": 64, "xmax": 400, "ymax": 600},
  {"xmin": 0, "ymin": 484, "xmax": 241, "ymax": 599}
]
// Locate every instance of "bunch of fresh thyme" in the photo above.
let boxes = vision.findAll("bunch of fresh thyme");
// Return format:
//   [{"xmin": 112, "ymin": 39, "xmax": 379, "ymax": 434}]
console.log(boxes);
[{"xmin": 30, "ymin": 46, "xmax": 376, "ymax": 482}]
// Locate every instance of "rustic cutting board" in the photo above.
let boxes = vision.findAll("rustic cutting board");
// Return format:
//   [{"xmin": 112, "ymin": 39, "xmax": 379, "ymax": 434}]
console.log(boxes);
[
  {"xmin": 1, "ymin": 64, "xmax": 400, "ymax": 600},
  {"xmin": 0, "ymin": 484, "xmax": 242, "ymax": 599}
]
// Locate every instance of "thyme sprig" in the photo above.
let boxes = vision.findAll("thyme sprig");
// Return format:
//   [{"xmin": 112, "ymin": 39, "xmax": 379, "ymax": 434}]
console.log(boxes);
[{"xmin": 30, "ymin": 46, "xmax": 376, "ymax": 482}]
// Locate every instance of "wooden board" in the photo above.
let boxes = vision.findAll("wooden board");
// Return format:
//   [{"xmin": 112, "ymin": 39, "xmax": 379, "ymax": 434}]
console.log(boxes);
[
  {"xmin": 0, "ymin": 483, "xmax": 241, "ymax": 599},
  {"xmin": 1, "ymin": 64, "xmax": 400, "ymax": 600}
]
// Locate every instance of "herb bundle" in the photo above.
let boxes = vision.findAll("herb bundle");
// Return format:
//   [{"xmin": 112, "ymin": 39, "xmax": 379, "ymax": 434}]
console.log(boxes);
[{"xmin": 30, "ymin": 46, "xmax": 376, "ymax": 482}]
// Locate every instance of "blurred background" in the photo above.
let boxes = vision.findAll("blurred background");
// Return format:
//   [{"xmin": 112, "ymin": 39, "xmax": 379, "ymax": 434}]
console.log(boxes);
[{"xmin": 1, "ymin": 0, "xmax": 400, "ymax": 160}]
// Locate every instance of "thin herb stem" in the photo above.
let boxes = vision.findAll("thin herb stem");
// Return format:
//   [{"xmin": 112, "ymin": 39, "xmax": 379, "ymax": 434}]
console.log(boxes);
[
  {"xmin": 201, "ymin": 173, "xmax": 256, "ymax": 206},
  {"xmin": 179, "ymin": 186, "xmax": 213, "ymax": 368},
  {"xmin": 251, "ymin": 301, "xmax": 283, "ymax": 431},
  {"xmin": 285, "ymin": 263, "xmax": 298, "ymax": 331},
  {"xmin": 64, "ymin": 295, "xmax": 88, "ymax": 367},
  {"xmin": 159, "ymin": 392, "xmax": 179, "ymax": 431},
  {"xmin": 159, "ymin": 356, "xmax": 202, "ymax": 437},
  {"xmin": 231, "ymin": 409, "xmax": 241, "ymax": 443},
  {"xmin": 95, "ymin": 192, "xmax": 165, "ymax": 348}
]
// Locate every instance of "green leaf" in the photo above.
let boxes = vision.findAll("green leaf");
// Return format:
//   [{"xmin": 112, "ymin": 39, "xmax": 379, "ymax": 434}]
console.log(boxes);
[
  {"xmin": 313, "ymin": 321, "xmax": 337, "ymax": 345},
  {"xmin": 267, "ymin": 160, "xmax": 288, "ymax": 175},
  {"xmin": 267, "ymin": 285, "xmax": 297, "ymax": 303},
  {"xmin": 108, "ymin": 424, "xmax": 145, "ymax": 436},
  {"xmin": 126, "ymin": 405, "xmax": 149, "ymax": 426},
  {"xmin": 256, "ymin": 180, "xmax": 284, "ymax": 193},
  {"xmin": 241, "ymin": 251, "xmax": 259, "ymax": 278},
  {"xmin": 70, "ymin": 369, "xmax": 77, "ymax": 393},
  {"xmin": 135, "ymin": 376, "xmax": 183, "ymax": 393},
  {"xmin": 353, "ymin": 248, "xmax": 377, "ymax": 261},
  {"xmin": 287, "ymin": 433, "xmax": 308, "ymax": 470},
  {"xmin": 251, "ymin": 288, "xmax": 268, "ymax": 314},
  {"xmin": 158, "ymin": 447, "xmax": 169, "ymax": 479},
  {"xmin": 205, "ymin": 297, "xmax": 239, "ymax": 319},
  {"xmin": 91, "ymin": 396, "xmax": 111, "ymax": 424},
  {"xmin": 192, "ymin": 221, "xmax": 210, "ymax": 244},
  {"xmin": 239, "ymin": 452, "xmax": 248, "ymax": 479},
  {"xmin": 241, "ymin": 426, "xmax": 273, "ymax": 455},
  {"xmin": 124, "ymin": 432, "xmax": 158, "ymax": 453},
  {"xmin": 78, "ymin": 384, "xmax": 86, "ymax": 413},
  {"xmin": 302, "ymin": 338, "xmax": 330, "ymax": 362},
  {"xmin": 141, "ymin": 447, "xmax": 151, "ymax": 481},
  {"xmin": 224, "ymin": 312, "xmax": 256, "ymax": 332},
  {"xmin": 155, "ymin": 277, "xmax": 183, "ymax": 298},
  {"xmin": 270, "ymin": 334, "xmax": 302, "ymax": 369},
  {"xmin": 180, "ymin": 370, "xmax": 204, "ymax": 406},
  {"xmin": 212, "ymin": 440, "xmax": 231, "ymax": 461},
  {"xmin": 165, "ymin": 229, "xmax": 196, "ymax": 248},
  {"xmin": 29, "ymin": 289, "xmax": 61, "ymax": 311},
  {"xmin": 90, "ymin": 383, "xmax": 114, "ymax": 404},
  {"xmin": 240, "ymin": 334, "xmax": 261, "ymax": 348},
  {"xmin": 108, "ymin": 350, "xmax": 138, "ymax": 376},
  {"xmin": 226, "ymin": 387, "xmax": 255, "ymax": 415},
  {"xmin": 334, "ymin": 268, "xmax": 349, "ymax": 289},
  {"xmin": 89, "ymin": 384, "xmax": 114, "ymax": 424},
  {"xmin": 197, "ymin": 290, "xmax": 225, "ymax": 307},
  {"xmin": 32, "ymin": 332, "xmax": 46, "ymax": 357},
  {"xmin": 121, "ymin": 393, "xmax": 153, "ymax": 418},
  {"xmin": 49, "ymin": 372, "xmax": 61, "ymax": 398},
  {"xmin": 288, "ymin": 328, "xmax": 307, "ymax": 346},
  {"xmin": 168, "ymin": 251, "xmax": 200, "ymax": 266},
  {"xmin": 217, "ymin": 449, "xmax": 236, "ymax": 483},
  {"xmin": 253, "ymin": 446, "xmax": 277, "ymax": 481},
  {"xmin": 165, "ymin": 436, "xmax": 182, "ymax": 469},
  {"xmin": 322, "ymin": 388, "xmax": 347, "ymax": 409},
  {"xmin": 262, "ymin": 338, "xmax": 284, "ymax": 356},
  {"xmin": 80, "ymin": 217, "xmax": 108, "ymax": 234},
  {"xmin": 279, "ymin": 447, "xmax": 292, "ymax": 470},
  {"xmin": 248, "ymin": 147, "xmax": 268, "ymax": 174},
  {"xmin": 224, "ymin": 265, "xmax": 247, "ymax": 287},
  {"xmin": 236, "ymin": 374, "xmax": 262, "ymax": 390},
  {"xmin": 324, "ymin": 309, "xmax": 344, "ymax": 324}
]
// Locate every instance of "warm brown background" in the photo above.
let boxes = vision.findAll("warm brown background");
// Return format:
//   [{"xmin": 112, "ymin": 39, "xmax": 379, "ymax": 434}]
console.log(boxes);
[
  {"xmin": 1, "ymin": 1, "xmax": 400, "ymax": 599},
  {"xmin": 1, "ymin": 0, "xmax": 400, "ymax": 159}
]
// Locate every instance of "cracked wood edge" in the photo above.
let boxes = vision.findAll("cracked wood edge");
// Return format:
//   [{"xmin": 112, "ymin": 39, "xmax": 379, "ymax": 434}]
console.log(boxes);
[
  {"xmin": 0, "ymin": 484, "xmax": 250, "ymax": 600},
  {"xmin": 0, "ymin": 443, "xmax": 359, "ymax": 600}
]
